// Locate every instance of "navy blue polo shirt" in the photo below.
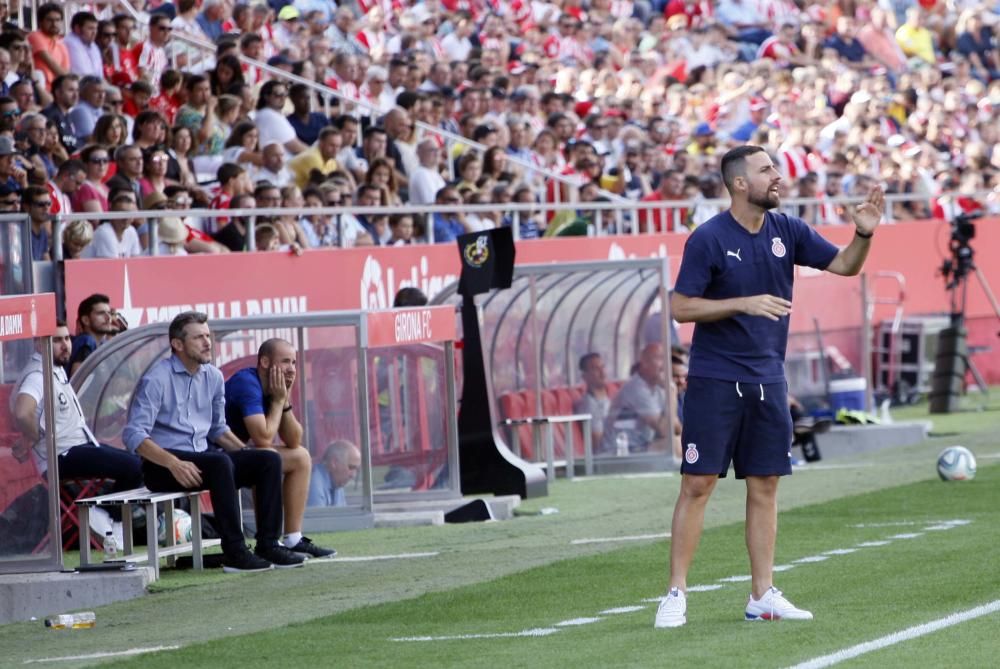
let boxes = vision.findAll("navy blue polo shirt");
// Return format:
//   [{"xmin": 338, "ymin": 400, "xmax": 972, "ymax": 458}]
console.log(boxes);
[
  {"xmin": 674, "ymin": 210, "xmax": 839, "ymax": 383},
  {"xmin": 224, "ymin": 367, "xmax": 268, "ymax": 443}
]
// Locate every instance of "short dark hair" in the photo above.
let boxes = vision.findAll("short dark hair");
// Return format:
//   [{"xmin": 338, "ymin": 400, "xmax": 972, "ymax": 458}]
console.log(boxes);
[
  {"xmin": 217, "ymin": 162, "xmax": 244, "ymax": 185},
  {"xmin": 58, "ymin": 159, "xmax": 86, "ymax": 177},
  {"xmin": 720, "ymin": 144, "xmax": 767, "ymax": 193},
  {"xmin": 579, "ymin": 352, "xmax": 601, "ymax": 371},
  {"xmin": 71, "ymin": 11, "xmax": 98, "ymax": 30},
  {"xmin": 393, "ymin": 287, "xmax": 428, "ymax": 307},
  {"xmin": 169, "ymin": 311, "xmax": 208, "ymax": 343},
  {"xmin": 38, "ymin": 3, "xmax": 63, "ymax": 20},
  {"xmin": 77, "ymin": 293, "xmax": 110, "ymax": 333}
]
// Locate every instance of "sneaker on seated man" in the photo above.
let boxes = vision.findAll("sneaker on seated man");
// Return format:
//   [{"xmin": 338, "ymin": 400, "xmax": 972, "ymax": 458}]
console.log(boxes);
[
  {"xmin": 123, "ymin": 311, "xmax": 305, "ymax": 573},
  {"xmin": 225, "ymin": 338, "xmax": 336, "ymax": 559}
]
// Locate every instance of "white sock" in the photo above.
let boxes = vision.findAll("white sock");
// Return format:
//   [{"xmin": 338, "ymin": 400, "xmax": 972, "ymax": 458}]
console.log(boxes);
[{"xmin": 283, "ymin": 532, "xmax": 302, "ymax": 548}]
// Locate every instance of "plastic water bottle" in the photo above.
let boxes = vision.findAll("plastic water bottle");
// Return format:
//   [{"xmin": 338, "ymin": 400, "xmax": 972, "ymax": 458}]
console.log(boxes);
[
  {"xmin": 45, "ymin": 612, "xmax": 96, "ymax": 629},
  {"xmin": 104, "ymin": 531, "xmax": 118, "ymax": 562},
  {"xmin": 615, "ymin": 431, "xmax": 629, "ymax": 457}
]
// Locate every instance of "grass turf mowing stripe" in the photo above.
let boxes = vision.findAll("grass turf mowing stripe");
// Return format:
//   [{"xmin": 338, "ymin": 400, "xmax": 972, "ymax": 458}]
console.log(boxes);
[
  {"xmin": 786, "ymin": 599, "xmax": 1000, "ymax": 669},
  {"xmin": 92, "ymin": 464, "xmax": 1000, "ymax": 669},
  {"xmin": 570, "ymin": 532, "xmax": 670, "ymax": 545},
  {"xmin": 23, "ymin": 646, "xmax": 181, "ymax": 664}
]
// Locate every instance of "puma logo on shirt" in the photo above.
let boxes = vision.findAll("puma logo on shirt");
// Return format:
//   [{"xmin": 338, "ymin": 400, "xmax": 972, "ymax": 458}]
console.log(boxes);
[{"xmin": 727, "ymin": 249, "xmax": 742, "ymax": 261}]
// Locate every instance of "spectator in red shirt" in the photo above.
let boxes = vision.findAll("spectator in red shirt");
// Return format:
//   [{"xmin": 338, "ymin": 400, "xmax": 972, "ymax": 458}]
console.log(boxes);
[
  {"xmin": 28, "ymin": 3, "xmax": 70, "ymax": 88},
  {"xmin": 639, "ymin": 169, "xmax": 689, "ymax": 233}
]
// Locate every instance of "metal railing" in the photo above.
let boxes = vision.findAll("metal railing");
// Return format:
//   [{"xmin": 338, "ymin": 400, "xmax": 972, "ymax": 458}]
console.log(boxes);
[{"xmin": 47, "ymin": 190, "xmax": 995, "ymax": 258}]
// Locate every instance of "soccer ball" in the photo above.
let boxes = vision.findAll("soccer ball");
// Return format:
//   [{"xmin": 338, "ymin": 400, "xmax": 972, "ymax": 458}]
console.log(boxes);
[
  {"xmin": 157, "ymin": 508, "xmax": 193, "ymax": 544},
  {"xmin": 936, "ymin": 446, "xmax": 977, "ymax": 481}
]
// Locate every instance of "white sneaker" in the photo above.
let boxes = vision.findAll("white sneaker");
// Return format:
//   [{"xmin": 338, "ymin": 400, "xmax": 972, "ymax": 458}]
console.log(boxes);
[
  {"xmin": 745, "ymin": 586, "xmax": 813, "ymax": 621},
  {"xmin": 88, "ymin": 507, "xmax": 113, "ymax": 545},
  {"xmin": 654, "ymin": 587, "xmax": 687, "ymax": 628}
]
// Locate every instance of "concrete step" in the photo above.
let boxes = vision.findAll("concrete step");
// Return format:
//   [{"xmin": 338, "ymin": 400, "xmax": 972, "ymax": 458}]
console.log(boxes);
[
  {"xmin": 374, "ymin": 511, "xmax": 445, "ymax": 528},
  {"xmin": 815, "ymin": 421, "xmax": 930, "ymax": 458},
  {"xmin": 0, "ymin": 566, "xmax": 153, "ymax": 624}
]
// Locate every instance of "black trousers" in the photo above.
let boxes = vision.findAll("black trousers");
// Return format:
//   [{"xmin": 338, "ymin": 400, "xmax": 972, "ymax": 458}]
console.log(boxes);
[
  {"xmin": 141, "ymin": 447, "xmax": 283, "ymax": 556},
  {"xmin": 58, "ymin": 444, "xmax": 144, "ymax": 492}
]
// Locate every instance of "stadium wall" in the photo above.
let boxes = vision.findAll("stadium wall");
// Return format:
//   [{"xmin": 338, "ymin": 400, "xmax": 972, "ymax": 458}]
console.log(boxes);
[{"xmin": 64, "ymin": 218, "xmax": 1000, "ymax": 383}]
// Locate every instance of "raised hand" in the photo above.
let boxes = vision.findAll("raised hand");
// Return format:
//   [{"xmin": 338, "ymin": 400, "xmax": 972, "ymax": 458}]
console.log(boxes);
[
  {"xmin": 741, "ymin": 294, "xmax": 793, "ymax": 321},
  {"xmin": 850, "ymin": 186, "xmax": 885, "ymax": 236},
  {"xmin": 269, "ymin": 364, "xmax": 288, "ymax": 405}
]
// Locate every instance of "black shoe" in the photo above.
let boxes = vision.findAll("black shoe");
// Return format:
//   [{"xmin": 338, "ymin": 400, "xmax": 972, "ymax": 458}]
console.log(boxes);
[
  {"xmin": 287, "ymin": 536, "xmax": 337, "ymax": 559},
  {"xmin": 222, "ymin": 546, "xmax": 274, "ymax": 574},
  {"xmin": 256, "ymin": 543, "xmax": 306, "ymax": 568}
]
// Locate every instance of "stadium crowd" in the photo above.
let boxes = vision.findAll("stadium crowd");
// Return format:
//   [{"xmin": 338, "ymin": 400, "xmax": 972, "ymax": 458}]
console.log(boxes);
[{"xmin": 3, "ymin": 0, "xmax": 1000, "ymax": 256}]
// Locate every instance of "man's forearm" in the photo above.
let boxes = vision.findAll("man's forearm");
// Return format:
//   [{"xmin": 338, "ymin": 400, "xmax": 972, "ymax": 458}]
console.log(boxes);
[
  {"xmin": 215, "ymin": 430, "xmax": 247, "ymax": 453},
  {"xmin": 136, "ymin": 439, "xmax": 179, "ymax": 467},
  {"xmin": 671, "ymin": 295, "xmax": 748, "ymax": 323},
  {"xmin": 278, "ymin": 410, "xmax": 303, "ymax": 448}
]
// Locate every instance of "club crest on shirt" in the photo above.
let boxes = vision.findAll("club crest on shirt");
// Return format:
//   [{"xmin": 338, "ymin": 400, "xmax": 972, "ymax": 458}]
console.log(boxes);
[
  {"xmin": 771, "ymin": 237, "xmax": 786, "ymax": 258},
  {"xmin": 685, "ymin": 443, "xmax": 699, "ymax": 464}
]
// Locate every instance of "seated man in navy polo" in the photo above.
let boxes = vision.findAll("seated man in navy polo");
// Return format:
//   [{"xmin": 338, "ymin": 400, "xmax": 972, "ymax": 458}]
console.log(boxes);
[
  {"xmin": 225, "ymin": 338, "xmax": 336, "ymax": 559},
  {"xmin": 123, "ymin": 311, "xmax": 305, "ymax": 573}
]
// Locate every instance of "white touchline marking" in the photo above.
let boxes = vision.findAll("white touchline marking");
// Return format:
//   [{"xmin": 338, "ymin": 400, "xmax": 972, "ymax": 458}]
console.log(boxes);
[
  {"xmin": 793, "ymin": 462, "xmax": 879, "ymax": 471},
  {"xmin": 571, "ymin": 472, "xmax": 674, "ymax": 483},
  {"xmin": 850, "ymin": 519, "xmax": 970, "ymax": 529},
  {"xmin": 24, "ymin": 646, "xmax": 181, "ymax": 664},
  {"xmin": 555, "ymin": 617, "xmax": 603, "ymax": 627},
  {"xmin": 822, "ymin": 549, "xmax": 858, "ymax": 556},
  {"xmin": 599, "ymin": 606, "xmax": 646, "ymax": 614},
  {"xmin": 688, "ymin": 584, "xmax": 725, "ymax": 592},
  {"xmin": 793, "ymin": 556, "xmax": 829, "ymax": 564},
  {"xmin": 773, "ymin": 565, "xmax": 796, "ymax": 572},
  {"xmin": 392, "ymin": 628, "xmax": 561, "ymax": 642},
  {"xmin": 322, "ymin": 551, "xmax": 439, "ymax": 563},
  {"xmin": 719, "ymin": 575, "xmax": 752, "ymax": 583},
  {"xmin": 856, "ymin": 540, "xmax": 892, "ymax": 547},
  {"xmin": 785, "ymin": 599, "xmax": 1000, "ymax": 669},
  {"xmin": 887, "ymin": 533, "xmax": 924, "ymax": 540},
  {"xmin": 571, "ymin": 532, "xmax": 670, "ymax": 545}
]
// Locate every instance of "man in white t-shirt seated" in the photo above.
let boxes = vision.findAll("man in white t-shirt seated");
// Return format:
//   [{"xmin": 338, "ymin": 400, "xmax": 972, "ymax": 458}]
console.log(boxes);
[
  {"xmin": 1, "ymin": 322, "xmax": 143, "ymax": 553},
  {"xmin": 253, "ymin": 80, "xmax": 307, "ymax": 156},
  {"xmin": 83, "ymin": 192, "xmax": 144, "ymax": 258}
]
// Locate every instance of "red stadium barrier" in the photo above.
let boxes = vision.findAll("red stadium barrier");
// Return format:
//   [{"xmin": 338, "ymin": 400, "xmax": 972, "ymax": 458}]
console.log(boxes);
[{"xmin": 64, "ymin": 220, "xmax": 1000, "ymax": 382}]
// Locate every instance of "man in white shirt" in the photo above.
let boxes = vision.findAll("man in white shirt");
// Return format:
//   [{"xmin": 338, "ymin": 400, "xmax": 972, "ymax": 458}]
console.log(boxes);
[
  {"xmin": 254, "ymin": 144, "xmax": 294, "ymax": 188},
  {"xmin": 65, "ymin": 11, "xmax": 103, "ymax": 78},
  {"xmin": 83, "ymin": 194, "xmax": 144, "ymax": 258},
  {"xmin": 441, "ymin": 14, "xmax": 474, "ymax": 61},
  {"xmin": 254, "ymin": 81, "xmax": 308, "ymax": 155},
  {"xmin": 409, "ymin": 139, "xmax": 446, "ymax": 204},
  {"xmin": 4, "ymin": 323, "xmax": 143, "ymax": 553}
]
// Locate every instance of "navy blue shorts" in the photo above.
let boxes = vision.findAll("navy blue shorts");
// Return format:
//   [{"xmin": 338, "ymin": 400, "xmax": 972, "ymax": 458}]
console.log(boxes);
[{"xmin": 680, "ymin": 377, "xmax": 793, "ymax": 479}]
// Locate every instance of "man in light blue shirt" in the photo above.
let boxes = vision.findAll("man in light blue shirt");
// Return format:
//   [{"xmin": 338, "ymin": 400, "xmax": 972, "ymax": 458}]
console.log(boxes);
[
  {"xmin": 65, "ymin": 12, "xmax": 103, "ymax": 79},
  {"xmin": 307, "ymin": 440, "xmax": 360, "ymax": 507},
  {"xmin": 123, "ymin": 311, "xmax": 304, "ymax": 573}
]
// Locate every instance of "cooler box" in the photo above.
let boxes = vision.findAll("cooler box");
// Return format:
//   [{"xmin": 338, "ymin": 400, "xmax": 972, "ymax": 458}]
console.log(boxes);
[{"xmin": 829, "ymin": 377, "xmax": 867, "ymax": 411}]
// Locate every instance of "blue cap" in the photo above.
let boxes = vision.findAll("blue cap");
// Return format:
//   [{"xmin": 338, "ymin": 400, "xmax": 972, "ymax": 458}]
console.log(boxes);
[{"xmin": 693, "ymin": 122, "xmax": 713, "ymax": 137}]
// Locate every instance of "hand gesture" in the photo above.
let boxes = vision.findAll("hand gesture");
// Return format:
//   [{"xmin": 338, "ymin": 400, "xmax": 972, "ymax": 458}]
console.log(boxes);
[
  {"xmin": 741, "ymin": 294, "xmax": 792, "ymax": 321},
  {"xmin": 850, "ymin": 186, "xmax": 885, "ymax": 237},
  {"xmin": 169, "ymin": 459, "xmax": 202, "ymax": 489},
  {"xmin": 11, "ymin": 438, "xmax": 31, "ymax": 464},
  {"xmin": 268, "ymin": 364, "xmax": 288, "ymax": 405}
]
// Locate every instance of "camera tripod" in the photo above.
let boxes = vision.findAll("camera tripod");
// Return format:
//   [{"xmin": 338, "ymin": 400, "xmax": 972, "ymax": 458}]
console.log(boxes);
[{"xmin": 929, "ymin": 219, "xmax": 1000, "ymax": 413}]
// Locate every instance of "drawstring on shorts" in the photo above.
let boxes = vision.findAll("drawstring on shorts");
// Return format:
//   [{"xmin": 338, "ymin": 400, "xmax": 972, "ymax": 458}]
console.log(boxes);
[{"xmin": 735, "ymin": 382, "xmax": 766, "ymax": 401}]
